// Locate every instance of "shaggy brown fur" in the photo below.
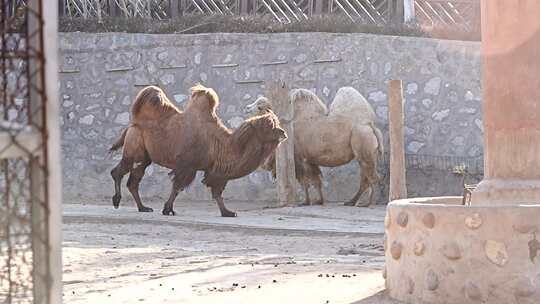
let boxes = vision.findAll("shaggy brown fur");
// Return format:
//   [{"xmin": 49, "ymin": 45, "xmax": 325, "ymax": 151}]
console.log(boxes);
[{"xmin": 110, "ymin": 85, "xmax": 287, "ymax": 217}]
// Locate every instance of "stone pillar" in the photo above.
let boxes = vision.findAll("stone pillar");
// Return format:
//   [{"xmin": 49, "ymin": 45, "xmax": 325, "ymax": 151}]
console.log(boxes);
[{"xmin": 472, "ymin": 0, "xmax": 540, "ymax": 205}]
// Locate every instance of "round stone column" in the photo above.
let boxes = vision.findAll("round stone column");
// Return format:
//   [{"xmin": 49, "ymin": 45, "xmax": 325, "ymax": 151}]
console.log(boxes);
[{"xmin": 472, "ymin": 0, "xmax": 540, "ymax": 205}]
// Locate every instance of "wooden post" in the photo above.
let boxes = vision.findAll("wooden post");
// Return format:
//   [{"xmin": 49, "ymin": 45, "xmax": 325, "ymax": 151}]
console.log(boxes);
[
  {"xmin": 403, "ymin": 0, "xmax": 415, "ymax": 23},
  {"xmin": 388, "ymin": 0, "xmax": 405, "ymax": 24},
  {"xmin": 240, "ymin": 0, "xmax": 249, "ymax": 15},
  {"xmin": 268, "ymin": 80, "xmax": 296, "ymax": 206},
  {"xmin": 170, "ymin": 0, "xmax": 179, "ymax": 18},
  {"xmin": 388, "ymin": 80, "xmax": 407, "ymax": 201}
]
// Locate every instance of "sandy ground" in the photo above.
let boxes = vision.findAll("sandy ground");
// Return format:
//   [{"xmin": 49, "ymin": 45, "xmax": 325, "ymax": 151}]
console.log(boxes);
[{"xmin": 62, "ymin": 200, "xmax": 402, "ymax": 304}]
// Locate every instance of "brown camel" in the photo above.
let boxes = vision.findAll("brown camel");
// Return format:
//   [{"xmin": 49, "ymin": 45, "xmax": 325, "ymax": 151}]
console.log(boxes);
[
  {"xmin": 246, "ymin": 87, "xmax": 384, "ymax": 207},
  {"xmin": 109, "ymin": 85, "xmax": 287, "ymax": 217}
]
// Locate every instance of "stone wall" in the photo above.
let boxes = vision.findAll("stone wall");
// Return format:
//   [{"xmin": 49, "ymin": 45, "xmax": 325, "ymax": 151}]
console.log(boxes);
[{"xmin": 58, "ymin": 32, "xmax": 482, "ymax": 204}]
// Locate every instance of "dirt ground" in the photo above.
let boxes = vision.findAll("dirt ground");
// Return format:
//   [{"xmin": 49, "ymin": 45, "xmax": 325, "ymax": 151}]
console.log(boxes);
[{"xmin": 62, "ymin": 200, "xmax": 402, "ymax": 304}]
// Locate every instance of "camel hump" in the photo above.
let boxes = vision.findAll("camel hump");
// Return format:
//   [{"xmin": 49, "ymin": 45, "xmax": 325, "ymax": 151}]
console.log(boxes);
[
  {"xmin": 131, "ymin": 85, "xmax": 180, "ymax": 122},
  {"xmin": 186, "ymin": 84, "xmax": 220, "ymax": 117},
  {"xmin": 290, "ymin": 88, "xmax": 328, "ymax": 120},
  {"xmin": 329, "ymin": 87, "xmax": 376, "ymax": 124}
]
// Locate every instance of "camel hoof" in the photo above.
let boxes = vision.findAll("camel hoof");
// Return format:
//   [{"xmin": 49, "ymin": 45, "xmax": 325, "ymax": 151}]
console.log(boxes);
[
  {"xmin": 112, "ymin": 194, "xmax": 121, "ymax": 209},
  {"xmin": 313, "ymin": 200, "xmax": 324, "ymax": 206},
  {"xmin": 356, "ymin": 203, "xmax": 371, "ymax": 208},
  {"xmin": 162, "ymin": 209, "xmax": 176, "ymax": 216},
  {"xmin": 344, "ymin": 201, "xmax": 356, "ymax": 206},
  {"xmin": 221, "ymin": 210, "xmax": 237, "ymax": 217},
  {"xmin": 138, "ymin": 206, "xmax": 153, "ymax": 212},
  {"xmin": 297, "ymin": 202, "xmax": 311, "ymax": 207}
]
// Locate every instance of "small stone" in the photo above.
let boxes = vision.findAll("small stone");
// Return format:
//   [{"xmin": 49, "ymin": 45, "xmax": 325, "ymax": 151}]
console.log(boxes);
[
  {"xmin": 63, "ymin": 100, "xmax": 73, "ymax": 107},
  {"xmin": 157, "ymin": 51, "xmax": 168, "ymax": 61},
  {"xmin": 422, "ymin": 98, "xmax": 433, "ymax": 108},
  {"xmin": 200, "ymin": 73, "xmax": 207, "ymax": 82},
  {"xmin": 228, "ymin": 117, "xmax": 244, "ymax": 129},
  {"xmin": 465, "ymin": 281, "xmax": 482, "ymax": 300},
  {"xmin": 441, "ymin": 242, "xmax": 461, "ymax": 260},
  {"xmin": 223, "ymin": 54, "xmax": 233, "ymax": 63},
  {"xmin": 422, "ymin": 213, "xmax": 435, "ymax": 229},
  {"xmin": 451, "ymin": 136, "xmax": 465, "ymax": 146},
  {"xmin": 390, "ymin": 241, "xmax": 402, "ymax": 260},
  {"xmin": 424, "ymin": 77, "xmax": 441, "ymax": 95},
  {"xmin": 194, "ymin": 52, "xmax": 202, "ymax": 65},
  {"xmin": 294, "ymin": 53, "xmax": 307, "ymax": 63},
  {"xmin": 414, "ymin": 241, "xmax": 425, "ymax": 256},
  {"xmin": 396, "ymin": 212, "xmax": 408, "ymax": 228},
  {"xmin": 122, "ymin": 96, "xmax": 131, "ymax": 105},
  {"xmin": 79, "ymin": 114, "xmax": 94, "ymax": 125},
  {"xmin": 474, "ymin": 119, "xmax": 483, "ymax": 132},
  {"xmin": 485, "ymin": 240, "xmax": 508, "ymax": 267},
  {"xmin": 174, "ymin": 94, "xmax": 187, "ymax": 103},
  {"xmin": 406, "ymin": 83, "xmax": 418, "ymax": 95},
  {"xmin": 407, "ymin": 141, "xmax": 425, "ymax": 153},
  {"xmin": 465, "ymin": 213, "xmax": 482, "ymax": 230},
  {"xmin": 368, "ymin": 91, "xmax": 387, "ymax": 103},
  {"xmin": 226, "ymin": 105, "xmax": 236, "ymax": 113},
  {"xmin": 406, "ymin": 277, "xmax": 414, "ymax": 294},
  {"xmin": 375, "ymin": 106, "xmax": 388, "ymax": 121},
  {"xmin": 426, "ymin": 270, "xmax": 439, "ymax": 291},
  {"xmin": 322, "ymin": 86, "xmax": 330, "ymax": 97},
  {"xmin": 514, "ymin": 277, "xmax": 535, "ymax": 297},
  {"xmin": 115, "ymin": 112, "xmax": 130, "ymax": 125},
  {"xmin": 160, "ymin": 74, "xmax": 174, "ymax": 85},
  {"xmin": 465, "ymin": 91, "xmax": 474, "ymax": 101},
  {"xmin": 459, "ymin": 107, "xmax": 477, "ymax": 114},
  {"xmin": 242, "ymin": 94, "xmax": 251, "ymax": 100},
  {"xmin": 404, "ymin": 126, "xmax": 415, "ymax": 136},
  {"xmin": 432, "ymin": 109, "xmax": 450, "ymax": 121},
  {"xmin": 384, "ymin": 62, "xmax": 392, "ymax": 75}
]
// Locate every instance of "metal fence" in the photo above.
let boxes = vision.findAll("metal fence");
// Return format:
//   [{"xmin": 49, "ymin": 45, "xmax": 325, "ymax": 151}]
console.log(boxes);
[
  {"xmin": 1, "ymin": 0, "xmax": 57, "ymax": 303},
  {"xmin": 53, "ymin": 0, "xmax": 480, "ymax": 30}
]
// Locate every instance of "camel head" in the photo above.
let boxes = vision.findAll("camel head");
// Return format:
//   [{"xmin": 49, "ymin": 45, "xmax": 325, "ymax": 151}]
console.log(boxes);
[
  {"xmin": 244, "ymin": 96, "xmax": 273, "ymax": 115},
  {"xmin": 251, "ymin": 110, "xmax": 287, "ymax": 144},
  {"xmin": 234, "ymin": 110, "xmax": 287, "ymax": 150}
]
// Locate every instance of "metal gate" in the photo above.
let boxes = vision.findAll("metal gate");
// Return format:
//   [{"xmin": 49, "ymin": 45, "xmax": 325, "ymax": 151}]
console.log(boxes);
[{"xmin": 1, "ymin": 1, "xmax": 62, "ymax": 304}]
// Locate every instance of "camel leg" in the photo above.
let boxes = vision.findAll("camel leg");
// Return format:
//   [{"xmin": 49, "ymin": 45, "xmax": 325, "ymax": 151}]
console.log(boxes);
[
  {"xmin": 345, "ymin": 172, "xmax": 370, "ymax": 206},
  {"xmin": 211, "ymin": 182, "xmax": 237, "ymax": 217},
  {"xmin": 111, "ymin": 158, "xmax": 132, "ymax": 209},
  {"xmin": 126, "ymin": 157, "xmax": 153, "ymax": 212},
  {"xmin": 162, "ymin": 182, "xmax": 181, "ymax": 216},
  {"xmin": 312, "ymin": 172, "xmax": 325, "ymax": 205},
  {"xmin": 298, "ymin": 176, "xmax": 311, "ymax": 206}
]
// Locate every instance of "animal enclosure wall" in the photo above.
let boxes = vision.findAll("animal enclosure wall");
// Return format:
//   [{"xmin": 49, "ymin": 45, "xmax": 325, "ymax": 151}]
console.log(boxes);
[{"xmin": 58, "ymin": 32, "xmax": 482, "ymax": 203}]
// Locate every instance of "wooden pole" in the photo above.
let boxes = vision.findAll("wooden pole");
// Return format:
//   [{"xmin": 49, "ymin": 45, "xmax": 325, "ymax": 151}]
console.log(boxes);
[
  {"xmin": 388, "ymin": 80, "xmax": 407, "ymax": 201},
  {"xmin": 268, "ymin": 80, "xmax": 296, "ymax": 206},
  {"xmin": 403, "ymin": 0, "xmax": 415, "ymax": 23},
  {"xmin": 170, "ymin": 0, "xmax": 179, "ymax": 18}
]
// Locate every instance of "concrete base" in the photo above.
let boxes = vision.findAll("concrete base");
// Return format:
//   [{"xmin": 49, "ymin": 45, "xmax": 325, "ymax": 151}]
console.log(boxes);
[
  {"xmin": 385, "ymin": 197, "xmax": 540, "ymax": 304},
  {"xmin": 472, "ymin": 178, "xmax": 540, "ymax": 205}
]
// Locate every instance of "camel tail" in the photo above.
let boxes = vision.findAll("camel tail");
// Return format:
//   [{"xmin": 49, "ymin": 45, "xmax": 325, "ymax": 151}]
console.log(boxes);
[
  {"xmin": 369, "ymin": 122, "xmax": 384, "ymax": 158},
  {"xmin": 109, "ymin": 128, "xmax": 128, "ymax": 153}
]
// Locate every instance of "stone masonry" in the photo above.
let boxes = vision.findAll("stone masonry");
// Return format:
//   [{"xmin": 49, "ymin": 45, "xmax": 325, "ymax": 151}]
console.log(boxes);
[{"xmin": 58, "ymin": 32, "xmax": 482, "ymax": 204}]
